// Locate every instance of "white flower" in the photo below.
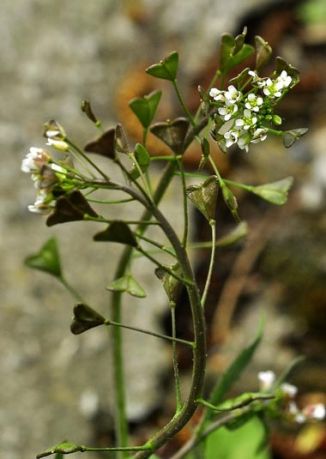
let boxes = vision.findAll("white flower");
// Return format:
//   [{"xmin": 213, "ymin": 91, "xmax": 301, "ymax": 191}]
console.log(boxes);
[
  {"xmin": 263, "ymin": 78, "xmax": 283, "ymax": 98},
  {"xmin": 245, "ymin": 93, "xmax": 263, "ymax": 112},
  {"xmin": 218, "ymin": 103, "xmax": 238, "ymax": 121},
  {"xmin": 46, "ymin": 138, "xmax": 69, "ymax": 152},
  {"xmin": 251, "ymin": 128, "xmax": 268, "ymax": 144},
  {"xmin": 224, "ymin": 130, "xmax": 238, "ymax": 148},
  {"xmin": 258, "ymin": 370, "xmax": 276, "ymax": 391},
  {"xmin": 21, "ymin": 147, "xmax": 50, "ymax": 173},
  {"xmin": 303, "ymin": 404, "xmax": 326, "ymax": 421},
  {"xmin": 235, "ymin": 109, "xmax": 257, "ymax": 131},
  {"xmin": 209, "ymin": 87, "xmax": 225, "ymax": 101},
  {"xmin": 277, "ymin": 70, "xmax": 292, "ymax": 89},
  {"xmin": 281, "ymin": 383, "xmax": 298, "ymax": 398},
  {"xmin": 27, "ymin": 191, "xmax": 51, "ymax": 214},
  {"xmin": 224, "ymin": 85, "xmax": 242, "ymax": 103},
  {"xmin": 44, "ymin": 120, "xmax": 66, "ymax": 140},
  {"xmin": 248, "ymin": 70, "xmax": 259, "ymax": 82}
]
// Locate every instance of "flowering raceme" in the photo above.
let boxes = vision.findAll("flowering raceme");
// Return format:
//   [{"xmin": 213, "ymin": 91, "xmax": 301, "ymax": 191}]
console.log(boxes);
[{"xmin": 209, "ymin": 69, "xmax": 295, "ymax": 152}]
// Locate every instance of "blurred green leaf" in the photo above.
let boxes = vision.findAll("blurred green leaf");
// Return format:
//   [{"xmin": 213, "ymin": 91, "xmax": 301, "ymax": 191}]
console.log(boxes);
[
  {"xmin": 150, "ymin": 117, "xmax": 189, "ymax": 154},
  {"xmin": 252, "ymin": 176, "xmax": 294, "ymax": 205},
  {"xmin": 207, "ymin": 326, "xmax": 263, "ymax": 413},
  {"xmin": 155, "ymin": 263, "xmax": 182, "ymax": 303},
  {"xmin": 129, "ymin": 90, "xmax": 162, "ymax": 128},
  {"xmin": 93, "ymin": 221, "xmax": 137, "ymax": 247},
  {"xmin": 205, "ymin": 416, "xmax": 270, "ymax": 459},
  {"xmin": 220, "ymin": 30, "xmax": 254, "ymax": 74},
  {"xmin": 282, "ymin": 128, "xmax": 308, "ymax": 148},
  {"xmin": 71, "ymin": 303, "xmax": 105, "ymax": 335},
  {"xmin": 146, "ymin": 51, "xmax": 179, "ymax": 81},
  {"xmin": 186, "ymin": 176, "xmax": 218, "ymax": 221},
  {"xmin": 215, "ymin": 222, "xmax": 248, "ymax": 247},
  {"xmin": 130, "ymin": 143, "xmax": 151, "ymax": 179},
  {"xmin": 47, "ymin": 191, "xmax": 98, "ymax": 226},
  {"xmin": 25, "ymin": 237, "xmax": 62, "ymax": 279},
  {"xmin": 106, "ymin": 274, "xmax": 146, "ymax": 298},
  {"xmin": 255, "ymin": 36, "xmax": 272, "ymax": 70}
]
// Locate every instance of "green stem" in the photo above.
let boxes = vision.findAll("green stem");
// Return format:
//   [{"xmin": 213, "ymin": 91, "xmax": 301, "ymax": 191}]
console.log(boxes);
[
  {"xmin": 84, "ymin": 215, "xmax": 160, "ymax": 226},
  {"xmin": 200, "ymin": 220, "xmax": 216, "ymax": 308},
  {"xmin": 176, "ymin": 156, "xmax": 189, "ymax": 248},
  {"xmin": 87, "ymin": 197, "xmax": 135, "ymax": 205},
  {"xmin": 60, "ymin": 277, "xmax": 84, "ymax": 302},
  {"xmin": 37, "ymin": 445, "xmax": 152, "ymax": 458},
  {"xmin": 67, "ymin": 139, "xmax": 109, "ymax": 180},
  {"xmin": 172, "ymin": 79, "xmax": 196, "ymax": 127},
  {"xmin": 135, "ymin": 233, "xmax": 176, "ymax": 257},
  {"xmin": 105, "ymin": 319, "xmax": 194, "ymax": 348},
  {"xmin": 171, "ymin": 303, "xmax": 183, "ymax": 411}
]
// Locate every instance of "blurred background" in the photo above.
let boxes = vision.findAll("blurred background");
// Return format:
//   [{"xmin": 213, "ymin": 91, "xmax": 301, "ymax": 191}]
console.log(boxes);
[{"xmin": 0, "ymin": 0, "xmax": 325, "ymax": 458}]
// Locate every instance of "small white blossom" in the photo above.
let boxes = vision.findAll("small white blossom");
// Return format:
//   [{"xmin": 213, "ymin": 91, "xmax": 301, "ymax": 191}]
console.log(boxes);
[
  {"xmin": 27, "ymin": 191, "xmax": 51, "ymax": 214},
  {"xmin": 303, "ymin": 404, "xmax": 326, "ymax": 421},
  {"xmin": 251, "ymin": 128, "xmax": 268, "ymax": 144},
  {"xmin": 46, "ymin": 138, "xmax": 69, "ymax": 152},
  {"xmin": 21, "ymin": 147, "xmax": 50, "ymax": 173},
  {"xmin": 277, "ymin": 70, "xmax": 292, "ymax": 89},
  {"xmin": 263, "ymin": 78, "xmax": 283, "ymax": 98},
  {"xmin": 248, "ymin": 70, "xmax": 259, "ymax": 82},
  {"xmin": 235, "ymin": 109, "xmax": 258, "ymax": 131},
  {"xmin": 281, "ymin": 383, "xmax": 298, "ymax": 398},
  {"xmin": 224, "ymin": 85, "xmax": 242, "ymax": 103},
  {"xmin": 258, "ymin": 370, "xmax": 276, "ymax": 391},
  {"xmin": 218, "ymin": 103, "xmax": 238, "ymax": 121},
  {"xmin": 209, "ymin": 87, "xmax": 225, "ymax": 101},
  {"xmin": 245, "ymin": 93, "xmax": 263, "ymax": 112},
  {"xmin": 224, "ymin": 130, "xmax": 239, "ymax": 148},
  {"xmin": 44, "ymin": 120, "xmax": 66, "ymax": 140}
]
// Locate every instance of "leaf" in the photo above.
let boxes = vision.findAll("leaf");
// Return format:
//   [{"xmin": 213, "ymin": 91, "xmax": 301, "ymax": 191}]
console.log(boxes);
[
  {"xmin": 55, "ymin": 454, "xmax": 64, "ymax": 459},
  {"xmin": 37, "ymin": 441, "xmax": 81, "ymax": 458},
  {"xmin": 282, "ymin": 128, "xmax": 308, "ymax": 148},
  {"xmin": 115, "ymin": 123, "xmax": 130, "ymax": 154},
  {"xmin": 130, "ymin": 143, "xmax": 151, "ymax": 179},
  {"xmin": 106, "ymin": 274, "xmax": 146, "ymax": 298},
  {"xmin": 93, "ymin": 221, "xmax": 137, "ymax": 247},
  {"xmin": 71, "ymin": 303, "xmax": 106, "ymax": 335},
  {"xmin": 205, "ymin": 416, "xmax": 270, "ymax": 459},
  {"xmin": 155, "ymin": 263, "xmax": 182, "ymax": 303},
  {"xmin": 46, "ymin": 191, "xmax": 98, "ymax": 226},
  {"xmin": 274, "ymin": 57, "xmax": 300, "ymax": 88},
  {"xmin": 150, "ymin": 117, "xmax": 189, "ymax": 154},
  {"xmin": 255, "ymin": 36, "xmax": 272, "ymax": 70},
  {"xmin": 81, "ymin": 100, "xmax": 98, "ymax": 124},
  {"xmin": 251, "ymin": 177, "xmax": 294, "ymax": 205},
  {"xmin": 25, "ymin": 237, "xmax": 62, "ymax": 279},
  {"xmin": 215, "ymin": 222, "xmax": 248, "ymax": 247},
  {"xmin": 219, "ymin": 31, "xmax": 254, "ymax": 74},
  {"xmin": 186, "ymin": 176, "xmax": 218, "ymax": 222},
  {"xmin": 207, "ymin": 326, "xmax": 263, "ymax": 419},
  {"xmin": 84, "ymin": 127, "xmax": 116, "ymax": 158},
  {"xmin": 146, "ymin": 51, "xmax": 179, "ymax": 81},
  {"xmin": 129, "ymin": 90, "xmax": 162, "ymax": 128}
]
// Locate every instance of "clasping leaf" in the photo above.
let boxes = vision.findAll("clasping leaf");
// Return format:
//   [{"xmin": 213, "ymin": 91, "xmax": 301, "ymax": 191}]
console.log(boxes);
[{"xmin": 146, "ymin": 51, "xmax": 179, "ymax": 81}]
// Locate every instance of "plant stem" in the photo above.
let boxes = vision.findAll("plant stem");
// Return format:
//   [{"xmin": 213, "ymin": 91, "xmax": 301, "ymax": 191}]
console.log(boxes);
[
  {"xmin": 171, "ymin": 303, "xmax": 183, "ymax": 411},
  {"xmin": 135, "ymin": 233, "xmax": 176, "ymax": 257},
  {"xmin": 60, "ymin": 277, "xmax": 84, "ymax": 302},
  {"xmin": 84, "ymin": 215, "xmax": 160, "ymax": 226},
  {"xmin": 176, "ymin": 156, "xmax": 189, "ymax": 248},
  {"xmin": 67, "ymin": 139, "xmax": 109, "ymax": 180},
  {"xmin": 201, "ymin": 220, "xmax": 216, "ymax": 308},
  {"xmin": 172, "ymin": 80, "xmax": 196, "ymax": 127},
  {"xmin": 105, "ymin": 319, "xmax": 194, "ymax": 348}
]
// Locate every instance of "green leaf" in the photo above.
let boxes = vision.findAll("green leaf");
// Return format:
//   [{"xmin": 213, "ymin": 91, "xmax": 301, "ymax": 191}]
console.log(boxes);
[
  {"xmin": 251, "ymin": 177, "xmax": 294, "ymax": 205},
  {"xmin": 130, "ymin": 143, "xmax": 151, "ymax": 179},
  {"xmin": 106, "ymin": 274, "xmax": 146, "ymax": 298},
  {"xmin": 71, "ymin": 303, "xmax": 106, "ymax": 335},
  {"xmin": 146, "ymin": 51, "xmax": 179, "ymax": 81},
  {"xmin": 186, "ymin": 176, "xmax": 218, "ymax": 222},
  {"xmin": 84, "ymin": 127, "xmax": 116, "ymax": 158},
  {"xmin": 207, "ymin": 326, "xmax": 263, "ymax": 415},
  {"xmin": 25, "ymin": 237, "xmax": 62, "ymax": 279},
  {"xmin": 150, "ymin": 117, "xmax": 189, "ymax": 154},
  {"xmin": 274, "ymin": 57, "xmax": 300, "ymax": 88},
  {"xmin": 155, "ymin": 263, "xmax": 182, "ymax": 303},
  {"xmin": 129, "ymin": 90, "xmax": 162, "ymax": 128},
  {"xmin": 93, "ymin": 221, "xmax": 137, "ymax": 247},
  {"xmin": 255, "ymin": 36, "xmax": 272, "ymax": 70},
  {"xmin": 282, "ymin": 128, "xmax": 308, "ymax": 148},
  {"xmin": 215, "ymin": 222, "xmax": 248, "ymax": 247},
  {"xmin": 219, "ymin": 31, "xmax": 254, "ymax": 74},
  {"xmin": 205, "ymin": 416, "xmax": 270, "ymax": 459},
  {"xmin": 46, "ymin": 191, "xmax": 98, "ymax": 226},
  {"xmin": 81, "ymin": 100, "xmax": 98, "ymax": 124},
  {"xmin": 55, "ymin": 454, "xmax": 64, "ymax": 459},
  {"xmin": 37, "ymin": 441, "xmax": 81, "ymax": 458}
]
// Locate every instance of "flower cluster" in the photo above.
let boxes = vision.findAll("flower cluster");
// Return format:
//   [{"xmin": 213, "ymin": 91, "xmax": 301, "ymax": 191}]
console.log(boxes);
[
  {"xmin": 258, "ymin": 370, "xmax": 325, "ymax": 424},
  {"xmin": 21, "ymin": 147, "xmax": 67, "ymax": 213},
  {"xmin": 209, "ymin": 70, "xmax": 293, "ymax": 152}
]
